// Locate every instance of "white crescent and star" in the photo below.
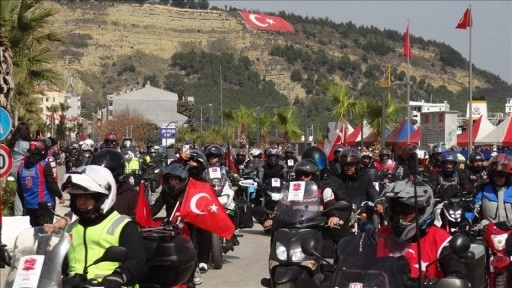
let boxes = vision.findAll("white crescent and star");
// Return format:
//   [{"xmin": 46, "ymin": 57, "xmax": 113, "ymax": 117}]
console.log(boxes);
[
  {"xmin": 190, "ymin": 192, "xmax": 220, "ymax": 214},
  {"xmin": 249, "ymin": 14, "xmax": 274, "ymax": 27}
]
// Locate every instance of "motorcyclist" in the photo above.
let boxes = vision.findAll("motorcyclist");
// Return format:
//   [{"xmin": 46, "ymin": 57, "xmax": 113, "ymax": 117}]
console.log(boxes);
[
  {"xmin": 361, "ymin": 148, "xmax": 380, "ymax": 185},
  {"xmin": 80, "ymin": 139, "xmax": 95, "ymax": 166},
  {"xmin": 282, "ymin": 146, "xmax": 298, "ymax": 181},
  {"xmin": 375, "ymin": 147, "xmax": 393, "ymax": 171},
  {"xmin": 377, "ymin": 179, "xmax": 468, "ymax": 280},
  {"xmin": 337, "ymin": 148, "xmax": 382, "ymax": 229},
  {"xmin": 123, "ymin": 150, "xmax": 142, "ymax": 186},
  {"xmin": 427, "ymin": 150, "xmax": 472, "ymax": 201},
  {"xmin": 234, "ymin": 149, "xmax": 248, "ymax": 175},
  {"xmin": 465, "ymin": 151, "xmax": 488, "ymax": 188},
  {"xmin": 328, "ymin": 145, "xmax": 345, "ymax": 176},
  {"xmin": 473, "ymin": 154, "xmax": 512, "ymax": 226},
  {"xmin": 423, "ymin": 143, "xmax": 446, "ymax": 178},
  {"xmin": 258, "ymin": 147, "xmax": 286, "ymax": 183},
  {"xmin": 61, "ymin": 165, "xmax": 148, "ymax": 288}
]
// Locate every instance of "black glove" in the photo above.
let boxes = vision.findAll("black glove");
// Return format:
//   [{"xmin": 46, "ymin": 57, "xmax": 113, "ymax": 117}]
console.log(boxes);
[{"xmin": 101, "ymin": 270, "xmax": 126, "ymax": 288}]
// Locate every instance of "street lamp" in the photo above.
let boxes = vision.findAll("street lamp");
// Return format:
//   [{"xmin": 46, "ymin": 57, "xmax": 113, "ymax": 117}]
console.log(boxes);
[
  {"xmin": 256, "ymin": 104, "xmax": 277, "ymax": 149},
  {"xmin": 200, "ymin": 104, "xmax": 212, "ymax": 132}
]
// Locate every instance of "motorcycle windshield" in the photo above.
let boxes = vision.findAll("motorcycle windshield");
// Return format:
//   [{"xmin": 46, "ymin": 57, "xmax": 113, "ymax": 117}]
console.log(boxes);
[
  {"xmin": 266, "ymin": 178, "xmax": 283, "ymax": 194},
  {"xmin": 274, "ymin": 181, "xmax": 323, "ymax": 225},
  {"xmin": 5, "ymin": 227, "xmax": 70, "ymax": 288},
  {"xmin": 204, "ymin": 165, "xmax": 226, "ymax": 196}
]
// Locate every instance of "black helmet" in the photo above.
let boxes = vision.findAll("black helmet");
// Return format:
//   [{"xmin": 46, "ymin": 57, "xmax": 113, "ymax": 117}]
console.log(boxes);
[
  {"xmin": 28, "ymin": 141, "xmax": 47, "ymax": 157},
  {"xmin": 302, "ymin": 146, "xmax": 327, "ymax": 170},
  {"xmin": 265, "ymin": 147, "xmax": 280, "ymax": 165},
  {"xmin": 162, "ymin": 163, "xmax": 189, "ymax": 197},
  {"xmin": 89, "ymin": 148, "xmax": 126, "ymax": 182},
  {"xmin": 205, "ymin": 144, "xmax": 224, "ymax": 161},
  {"xmin": 468, "ymin": 151, "xmax": 484, "ymax": 163},
  {"xmin": 294, "ymin": 159, "xmax": 320, "ymax": 180},
  {"xmin": 284, "ymin": 147, "xmax": 294, "ymax": 157},
  {"xmin": 120, "ymin": 137, "xmax": 137, "ymax": 149},
  {"xmin": 334, "ymin": 145, "xmax": 346, "ymax": 159},
  {"xmin": 379, "ymin": 148, "xmax": 392, "ymax": 162},
  {"xmin": 344, "ymin": 148, "xmax": 361, "ymax": 166},
  {"xmin": 188, "ymin": 150, "xmax": 208, "ymax": 176}
]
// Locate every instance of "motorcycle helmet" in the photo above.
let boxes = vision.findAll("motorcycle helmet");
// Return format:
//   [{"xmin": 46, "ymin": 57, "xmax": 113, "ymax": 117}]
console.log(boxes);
[
  {"xmin": 440, "ymin": 150, "xmax": 458, "ymax": 177},
  {"xmin": 62, "ymin": 165, "xmax": 116, "ymax": 219},
  {"xmin": 161, "ymin": 163, "xmax": 189, "ymax": 197},
  {"xmin": 28, "ymin": 141, "xmax": 46, "ymax": 157},
  {"xmin": 430, "ymin": 143, "xmax": 446, "ymax": 162},
  {"xmin": 120, "ymin": 137, "xmax": 137, "ymax": 149},
  {"xmin": 468, "ymin": 151, "xmax": 485, "ymax": 173},
  {"xmin": 378, "ymin": 148, "xmax": 392, "ymax": 163},
  {"xmin": 333, "ymin": 145, "xmax": 346, "ymax": 160},
  {"xmin": 249, "ymin": 148, "xmax": 263, "ymax": 159},
  {"xmin": 344, "ymin": 148, "xmax": 361, "ymax": 166},
  {"xmin": 294, "ymin": 159, "xmax": 320, "ymax": 180},
  {"xmin": 487, "ymin": 153, "xmax": 512, "ymax": 186},
  {"xmin": 360, "ymin": 149, "xmax": 373, "ymax": 168},
  {"xmin": 284, "ymin": 147, "xmax": 294, "ymax": 157},
  {"xmin": 265, "ymin": 147, "xmax": 280, "ymax": 165},
  {"xmin": 205, "ymin": 144, "xmax": 224, "ymax": 162},
  {"xmin": 383, "ymin": 179, "xmax": 434, "ymax": 240},
  {"xmin": 103, "ymin": 132, "xmax": 118, "ymax": 149},
  {"xmin": 89, "ymin": 148, "xmax": 126, "ymax": 182},
  {"xmin": 302, "ymin": 146, "xmax": 327, "ymax": 170},
  {"xmin": 188, "ymin": 150, "xmax": 208, "ymax": 176}
]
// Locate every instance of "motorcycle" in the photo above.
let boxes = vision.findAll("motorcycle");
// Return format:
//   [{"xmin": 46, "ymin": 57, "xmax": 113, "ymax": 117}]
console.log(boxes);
[
  {"xmin": 348, "ymin": 201, "xmax": 384, "ymax": 235},
  {"xmin": 253, "ymin": 177, "xmax": 285, "ymax": 233},
  {"xmin": 4, "ymin": 227, "xmax": 70, "ymax": 288},
  {"xmin": 263, "ymin": 180, "xmax": 351, "ymax": 288},
  {"xmin": 433, "ymin": 195, "xmax": 474, "ymax": 235},
  {"xmin": 300, "ymin": 232, "xmax": 480, "ymax": 288},
  {"xmin": 284, "ymin": 158, "xmax": 297, "ymax": 181},
  {"xmin": 204, "ymin": 165, "xmax": 237, "ymax": 269},
  {"xmin": 480, "ymin": 221, "xmax": 512, "ymax": 288}
]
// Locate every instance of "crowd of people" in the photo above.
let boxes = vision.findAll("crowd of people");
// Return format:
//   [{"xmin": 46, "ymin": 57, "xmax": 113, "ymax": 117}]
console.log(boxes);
[{"xmin": 3, "ymin": 121, "xmax": 512, "ymax": 287}]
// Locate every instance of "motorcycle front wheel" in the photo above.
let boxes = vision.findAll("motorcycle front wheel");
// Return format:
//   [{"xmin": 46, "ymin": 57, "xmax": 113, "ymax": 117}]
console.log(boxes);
[{"xmin": 211, "ymin": 234, "xmax": 223, "ymax": 269}]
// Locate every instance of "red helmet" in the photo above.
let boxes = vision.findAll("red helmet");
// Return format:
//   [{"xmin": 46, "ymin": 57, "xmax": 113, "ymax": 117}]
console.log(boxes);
[
  {"xmin": 104, "ymin": 132, "xmax": 118, "ymax": 148},
  {"xmin": 487, "ymin": 154, "xmax": 512, "ymax": 175}
]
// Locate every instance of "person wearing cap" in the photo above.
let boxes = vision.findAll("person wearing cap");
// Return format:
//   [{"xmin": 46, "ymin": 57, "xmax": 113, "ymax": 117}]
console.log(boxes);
[
  {"xmin": 61, "ymin": 165, "xmax": 148, "ymax": 288},
  {"xmin": 17, "ymin": 141, "xmax": 65, "ymax": 227}
]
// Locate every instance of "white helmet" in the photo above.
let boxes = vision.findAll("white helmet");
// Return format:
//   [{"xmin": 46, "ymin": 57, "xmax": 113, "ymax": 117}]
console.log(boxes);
[
  {"xmin": 62, "ymin": 165, "xmax": 117, "ymax": 218},
  {"xmin": 249, "ymin": 148, "xmax": 262, "ymax": 158},
  {"xmin": 81, "ymin": 143, "xmax": 92, "ymax": 151}
]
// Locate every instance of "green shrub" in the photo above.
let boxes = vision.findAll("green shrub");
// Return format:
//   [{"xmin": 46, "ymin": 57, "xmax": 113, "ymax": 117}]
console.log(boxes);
[{"xmin": 2, "ymin": 178, "xmax": 16, "ymax": 216}]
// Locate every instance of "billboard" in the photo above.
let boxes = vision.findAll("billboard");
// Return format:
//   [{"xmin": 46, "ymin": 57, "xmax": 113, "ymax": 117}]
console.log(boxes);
[
  {"xmin": 160, "ymin": 124, "xmax": 176, "ymax": 147},
  {"xmin": 420, "ymin": 111, "xmax": 458, "ymax": 151}
]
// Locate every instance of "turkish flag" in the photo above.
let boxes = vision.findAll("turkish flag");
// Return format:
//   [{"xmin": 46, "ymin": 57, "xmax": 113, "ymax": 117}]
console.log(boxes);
[
  {"xmin": 135, "ymin": 181, "xmax": 162, "ymax": 228},
  {"xmin": 180, "ymin": 178, "xmax": 235, "ymax": 239},
  {"xmin": 403, "ymin": 23, "xmax": 412, "ymax": 60},
  {"xmin": 239, "ymin": 11, "xmax": 295, "ymax": 33},
  {"xmin": 225, "ymin": 147, "xmax": 238, "ymax": 174},
  {"xmin": 327, "ymin": 124, "xmax": 346, "ymax": 161},
  {"xmin": 456, "ymin": 8, "xmax": 472, "ymax": 29}
]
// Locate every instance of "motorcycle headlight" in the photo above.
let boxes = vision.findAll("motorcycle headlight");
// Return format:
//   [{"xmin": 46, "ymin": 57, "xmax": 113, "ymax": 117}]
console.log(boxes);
[
  {"xmin": 491, "ymin": 234, "xmax": 508, "ymax": 250},
  {"xmin": 276, "ymin": 241, "xmax": 287, "ymax": 261},
  {"xmin": 290, "ymin": 248, "xmax": 306, "ymax": 261},
  {"xmin": 218, "ymin": 195, "xmax": 229, "ymax": 206},
  {"xmin": 271, "ymin": 193, "xmax": 281, "ymax": 201}
]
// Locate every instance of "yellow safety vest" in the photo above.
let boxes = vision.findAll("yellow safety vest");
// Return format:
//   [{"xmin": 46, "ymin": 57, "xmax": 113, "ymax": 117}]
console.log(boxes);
[
  {"xmin": 125, "ymin": 158, "xmax": 140, "ymax": 175},
  {"xmin": 66, "ymin": 211, "xmax": 131, "ymax": 282}
]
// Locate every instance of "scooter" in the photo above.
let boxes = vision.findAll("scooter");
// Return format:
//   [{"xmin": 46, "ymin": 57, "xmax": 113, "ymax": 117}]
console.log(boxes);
[
  {"xmin": 481, "ymin": 221, "xmax": 512, "ymax": 288},
  {"xmin": 263, "ymin": 180, "xmax": 351, "ymax": 288}
]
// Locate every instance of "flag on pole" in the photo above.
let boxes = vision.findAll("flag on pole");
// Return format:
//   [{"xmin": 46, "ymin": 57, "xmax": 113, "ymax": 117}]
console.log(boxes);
[
  {"xmin": 456, "ymin": 8, "xmax": 472, "ymax": 29},
  {"xmin": 135, "ymin": 181, "xmax": 162, "ymax": 228},
  {"xmin": 403, "ymin": 23, "xmax": 412, "ymax": 60}
]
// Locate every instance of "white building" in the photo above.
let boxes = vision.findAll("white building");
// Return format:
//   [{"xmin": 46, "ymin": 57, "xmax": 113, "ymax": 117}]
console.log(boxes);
[{"xmin": 410, "ymin": 100, "xmax": 450, "ymax": 124}]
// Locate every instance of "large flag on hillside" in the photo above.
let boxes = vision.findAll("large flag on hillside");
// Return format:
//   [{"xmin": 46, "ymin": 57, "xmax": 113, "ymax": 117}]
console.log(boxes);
[
  {"xmin": 456, "ymin": 8, "xmax": 472, "ymax": 29},
  {"xmin": 239, "ymin": 11, "xmax": 295, "ymax": 33},
  {"xmin": 403, "ymin": 23, "xmax": 412, "ymax": 60}
]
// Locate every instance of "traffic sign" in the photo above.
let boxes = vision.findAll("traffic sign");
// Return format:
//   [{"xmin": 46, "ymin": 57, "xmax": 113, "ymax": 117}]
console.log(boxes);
[
  {"xmin": 0, "ymin": 107, "xmax": 12, "ymax": 141},
  {"xmin": 0, "ymin": 144, "xmax": 13, "ymax": 179},
  {"xmin": 160, "ymin": 127, "xmax": 177, "ymax": 139}
]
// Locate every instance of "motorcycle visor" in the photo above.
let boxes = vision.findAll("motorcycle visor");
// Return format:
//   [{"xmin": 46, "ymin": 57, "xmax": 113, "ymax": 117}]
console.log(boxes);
[
  {"xmin": 295, "ymin": 172, "xmax": 314, "ymax": 180},
  {"xmin": 388, "ymin": 199, "xmax": 417, "ymax": 218}
]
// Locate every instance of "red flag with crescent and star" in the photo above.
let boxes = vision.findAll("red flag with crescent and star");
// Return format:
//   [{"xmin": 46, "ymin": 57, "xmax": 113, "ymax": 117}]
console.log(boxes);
[
  {"xmin": 456, "ymin": 8, "xmax": 472, "ymax": 29},
  {"xmin": 239, "ymin": 11, "xmax": 295, "ymax": 33},
  {"xmin": 135, "ymin": 181, "xmax": 162, "ymax": 228},
  {"xmin": 180, "ymin": 178, "xmax": 235, "ymax": 239}
]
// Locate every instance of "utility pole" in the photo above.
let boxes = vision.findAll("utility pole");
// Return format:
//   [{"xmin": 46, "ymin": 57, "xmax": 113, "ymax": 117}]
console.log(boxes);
[{"xmin": 379, "ymin": 65, "xmax": 392, "ymax": 148}]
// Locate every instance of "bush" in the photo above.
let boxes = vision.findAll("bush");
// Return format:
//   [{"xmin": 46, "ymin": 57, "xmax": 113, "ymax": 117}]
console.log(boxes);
[
  {"xmin": 290, "ymin": 69, "xmax": 302, "ymax": 82},
  {"xmin": 2, "ymin": 178, "xmax": 16, "ymax": 216}
]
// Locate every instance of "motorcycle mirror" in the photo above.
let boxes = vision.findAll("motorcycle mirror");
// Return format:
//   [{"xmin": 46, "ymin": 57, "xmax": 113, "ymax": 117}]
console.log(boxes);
[
  {"xmin": 0, "ymin": 244, "xmax": 12, "ymax": 268},
  {"xmin": 238, "ymin": 179, "xmax": 255, "ymax": 187},
  {"xmin": 449, "ymin": 233, "xmax": 471, "ymax": 256}
]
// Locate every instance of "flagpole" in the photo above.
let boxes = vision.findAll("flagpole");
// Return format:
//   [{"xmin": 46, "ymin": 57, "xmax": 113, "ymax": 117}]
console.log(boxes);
[
  {"xmin": 406, "ymin": 20, "xmax": 411, "ymax": 144},
  {"xmin": 468, "ymin": 4, "xmax": 473, "ymax": 154}
]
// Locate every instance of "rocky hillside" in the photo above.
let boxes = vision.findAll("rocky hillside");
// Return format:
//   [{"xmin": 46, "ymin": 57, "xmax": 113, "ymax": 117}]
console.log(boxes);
[{"xmin": 48, "ymin": 1, "xmax": 508, "ymax": 115}]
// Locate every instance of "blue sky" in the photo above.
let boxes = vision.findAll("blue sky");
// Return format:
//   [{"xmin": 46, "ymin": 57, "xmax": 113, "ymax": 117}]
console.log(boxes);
[{"xmin": 210, "ymin": 1, "xmax": 512, "ymax": 84}]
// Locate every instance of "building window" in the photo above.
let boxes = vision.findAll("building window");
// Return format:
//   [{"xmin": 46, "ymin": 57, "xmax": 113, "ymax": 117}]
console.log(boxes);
[
  {"xmin": 46, "ymin": 97, "xmax": 50, "ymax": 102},
  {"xmin": 53, "ymin": 98, "xmax": 56, "ymax": 103}
]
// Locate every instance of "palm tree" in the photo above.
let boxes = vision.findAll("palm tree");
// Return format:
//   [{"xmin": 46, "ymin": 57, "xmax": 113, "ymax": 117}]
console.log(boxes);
[
  {"xmin": 1, "ymin": 0, "xmax": 64, "ymax": 118},
  {"xmin": 223, "ymin": 105, "xmax": 256, "ymax": 149},
  {"xmin": 257, "ymin": 112, "xmax": 275, "ymax": 149},
  {"xmin": 58, "ymin": 101, "xmax": 71, "ymax": 118},
  {"xmin": 326, "ymin": 80, "xmax": 361, "ymax": 142},
  {"xmin": 360, "ymin": 97, "xmax": 403, "ymax": 151},
  {"xmin": 274, "ymin": 108, "xmax": 302, "ymax": 148},
  {"xmin": 0, "ymin": 29, "xmax": 14, "ymax": 109}
]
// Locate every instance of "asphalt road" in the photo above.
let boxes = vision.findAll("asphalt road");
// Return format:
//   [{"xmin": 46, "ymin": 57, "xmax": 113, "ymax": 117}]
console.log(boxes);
[{"xmin": 1, "ymin": 164, "xmax": 271, "ymax": 288}]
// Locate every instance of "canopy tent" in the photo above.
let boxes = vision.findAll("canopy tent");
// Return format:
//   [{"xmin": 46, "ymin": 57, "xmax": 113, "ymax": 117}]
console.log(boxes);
[
  {"xmin": 346, "ymin": 121, "xmax": 373, "ymax": 146},
  {"xmin": 457, "ymin": 116, "xmax": 495, "ymax": 147},
  {"xmin": 385, "ymin": 119, "xmax": 417, "ymax": 146},
  {"xmin": 475, "ymin": 115, "xmax": 512, "ymax": 146},
  {"xmin": 395, "ymin": 126, "xmax": 421, "ymax": 146}
]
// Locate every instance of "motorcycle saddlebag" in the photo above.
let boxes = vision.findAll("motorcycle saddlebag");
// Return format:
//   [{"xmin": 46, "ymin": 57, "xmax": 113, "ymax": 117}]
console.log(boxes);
[
  {"xmin": 142, "ymin": 234, "xmax": 197, "ymax": 287},
  {"xmin": 237, "ymin": 200, "xmax": 254, "ymax": 229}
]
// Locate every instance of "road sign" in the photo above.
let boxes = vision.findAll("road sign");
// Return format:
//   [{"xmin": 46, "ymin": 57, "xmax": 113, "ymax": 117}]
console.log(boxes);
[
  {"xmin": 0, "ymin": 107, "xmax": 12, "ymax": 141},
  {"xmin": 160, "ymin": 127, "xmax": 177, "ymax": 139},
  {"xmin": 0, "ymin": 144, "xmax": 13, "ymax": 179}
]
